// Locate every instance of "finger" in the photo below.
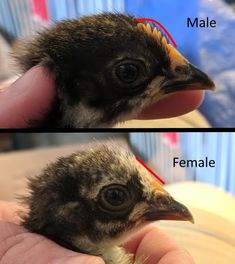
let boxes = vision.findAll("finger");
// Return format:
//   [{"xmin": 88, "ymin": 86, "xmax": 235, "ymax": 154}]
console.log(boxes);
[
  {"xmin": 0, "ymin": 66, "xmax": 56, "ymax": 128},
  {"xmin": 157, "ymin": 249, "xmax": 195, "ymax": 264},
  {"xmin": 0, "ymin": 221, "xmax": 104, "ymax": 264},
  {"xmin": 0, "ymin": 201, "xmax": 25, "ymax": 224},
  {"xmin": 0, "ymin": 78, "xmax": 16, "ymax": 89},
  {"xmin": 124, "ymin": 225, "xmax": 195, "ymax": 264},
  {"xmin": 138, "ymin": 90, "xmax": 205, "ymax": 119}
]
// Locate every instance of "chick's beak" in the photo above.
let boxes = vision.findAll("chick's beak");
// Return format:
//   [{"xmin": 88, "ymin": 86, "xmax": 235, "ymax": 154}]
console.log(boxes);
[
  {"xmin": 144, "ymin": 194, "xmax": 194, "ymax": 224},
  {"xmin": 161, "ymin": 63, "xmax": 216, "ymax": 95}
]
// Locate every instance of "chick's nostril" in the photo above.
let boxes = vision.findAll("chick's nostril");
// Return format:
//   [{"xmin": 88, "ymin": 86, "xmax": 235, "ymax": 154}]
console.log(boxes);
[
  {"xmin": 156, "ymin": 195, "xmax": 171, "ymax": 208},
  {"xmin": 174, "ymin": 65, "xmax": 191, "ymax": 75}
]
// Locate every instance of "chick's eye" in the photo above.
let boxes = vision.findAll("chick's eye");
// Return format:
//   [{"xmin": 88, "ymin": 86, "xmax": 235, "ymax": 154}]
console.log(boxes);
[
  {"xmin": 105, "ymin": 188, "xmax": 126, "ymax": 206},
  {"xmin": 116, "ymin": 64, "xmax": 139, "ymax": 83},
  {"xmin": 99, "ymin": 185, "xmax": 132, "ymax": 212}
]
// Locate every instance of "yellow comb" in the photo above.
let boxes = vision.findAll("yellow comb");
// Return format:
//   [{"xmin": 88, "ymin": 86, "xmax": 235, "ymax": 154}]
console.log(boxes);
[
  {"xmin": 150, "ymin": 180, "xmax": 168, "ymax": 194},
  {"xmin": 137, "ymin": 23, "xmax": 187, "ymax": 62}
]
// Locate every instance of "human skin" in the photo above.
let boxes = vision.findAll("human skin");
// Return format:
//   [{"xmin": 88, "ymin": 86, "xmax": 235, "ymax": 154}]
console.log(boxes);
[
  {"xmin": 0, "ymin": 66, "xmax": 205, "ymax": 128},
  {"xmin": 0, "ymin": 201, "xmax": 195, "ymax": 264}
]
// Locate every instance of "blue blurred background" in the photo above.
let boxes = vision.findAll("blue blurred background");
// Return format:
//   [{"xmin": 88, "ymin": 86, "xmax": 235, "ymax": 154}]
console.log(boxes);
[
  {"xmin": 130, "ymin": 132, "xmax": 235, "ymax": 194},
  {"xmin": 130, "ymin": 132, "xmax": 235, "ymax": 195},
  {"xmin": 0, "ymin": 0, "xmax": 235, "ymax": 127}
]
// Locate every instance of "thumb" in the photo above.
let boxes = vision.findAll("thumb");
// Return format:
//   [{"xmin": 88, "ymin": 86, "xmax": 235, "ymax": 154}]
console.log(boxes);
[
  {"xmin": 51, "ymin": 255, "xmax": 104, "ymax": 264},
  {"xmin": 0, "ymin": 66, "xmax": 56, "ymax": 128},
  {"xmin": 52, "ymin": 256, "xmax": 103, "ymax": 264},
  {"xmin": 0, "ymin": 221, "xmax": 104, "ymax": 264}
]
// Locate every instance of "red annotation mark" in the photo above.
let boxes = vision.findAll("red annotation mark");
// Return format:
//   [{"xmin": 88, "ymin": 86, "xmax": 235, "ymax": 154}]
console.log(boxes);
[
  {"xmin": 136, "ymin": 156, "xmax": 165, "ymax": 185},
  {"xmin": 136, "ymin": 17, "xmax": 177, "ymax": 48}
]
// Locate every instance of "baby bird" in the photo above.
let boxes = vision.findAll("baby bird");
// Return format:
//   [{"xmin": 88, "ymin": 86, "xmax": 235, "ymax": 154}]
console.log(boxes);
[
  {"xmin": 16, "ymin": 13, "xmax": 215, "ymax": 128},
  {"xmin": 21, "ymin": 145, "xmax": 194, "ymax": 264}
]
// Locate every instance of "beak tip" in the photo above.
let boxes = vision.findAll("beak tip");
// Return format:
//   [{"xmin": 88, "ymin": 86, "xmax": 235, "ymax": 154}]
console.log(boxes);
[
  {"xmin": 210, "ymin": 84, "xmax": 216, "ymax": 92},
  {"xmin": 161, "ymin": 64, "xmax": 216, "ymax": 94},
  {"xmin": 186, "ymin": 212, "xmax": 195, "ymax": 224},
  {"xmin": 205, "ymin": 79, "xmax": 216, "ymax": 92},
  {"xmin": 176, "ymin": 206, "xmax": 195, "ymax": 224},
  {"xmin": 144, "ymin": 196, "xmax": 195, "ymax": 224}
]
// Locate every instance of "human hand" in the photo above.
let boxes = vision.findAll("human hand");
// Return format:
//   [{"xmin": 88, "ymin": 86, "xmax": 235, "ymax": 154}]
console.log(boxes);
[
  {"xmin": 0, "ymin": 201, "xmax": 194, "ymax": 264},
  {"xmin": 0, "ymin": 201, "xmax": 104, "ymax": 264},
  {"xmin": 0, "ymin": 67, "xmax": 204, "ymax": 128},
  {"xmin": 0, "ymin": 67, "xmax": 55, "ymax": 128},
  {"xmin": 124, "ymin": 225, "xmax": 195, "ymax": 264}
]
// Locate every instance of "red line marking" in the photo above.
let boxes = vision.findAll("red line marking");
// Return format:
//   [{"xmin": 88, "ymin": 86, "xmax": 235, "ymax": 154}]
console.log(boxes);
[
  {"xmin": 136, "ymin": 157, "xmax": 165, "ymax": 185},
  {"xmin": 136, "ymin": 17, "xmax": 177, "ymax": 48}
]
